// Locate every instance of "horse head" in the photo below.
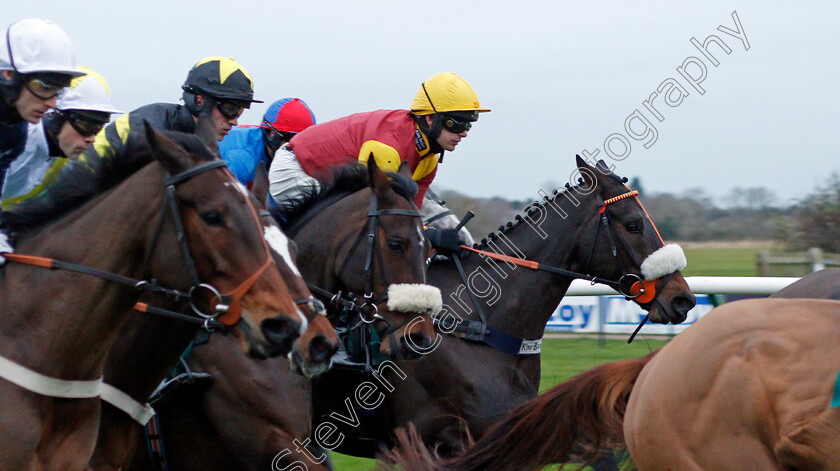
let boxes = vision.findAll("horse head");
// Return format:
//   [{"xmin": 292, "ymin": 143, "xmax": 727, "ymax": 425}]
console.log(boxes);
[
  {"xmin": 260, "ymin": 210, "xmax": 339, "ymax": 378},
  {"xmin": 353, "ymin": 159, "xmax": 439, "ymax": 359},
  {"xmin": 571, "ymin": 155, "xmax": 695, "ymax": 324},
  {"xmin": 144, "ymin": 124, "xmax": 305, "ymax": 357}
]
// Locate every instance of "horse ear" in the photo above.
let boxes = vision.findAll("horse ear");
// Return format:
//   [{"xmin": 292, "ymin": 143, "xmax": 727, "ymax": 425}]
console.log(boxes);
[
  {"xmin": 251, "ymin": 160, "xmax": 269, "ymax": 209},
  {"xmin": 145, "ymin": 120, "xmax": 192, "ymax": 175},
  {"xmin": 397, "ymin": 160, "xmax": 412, "ymax": 179},
  {"xmin": 367, "ymin": 153, "xmax": 392, "ymax": 199},
  {"xmin": 575, "ymin": 154, "xmax": 600, "ymax": 191},
  {"xmin": 194, "ymin": 107, "xmax": 220, "ymax": 156}
]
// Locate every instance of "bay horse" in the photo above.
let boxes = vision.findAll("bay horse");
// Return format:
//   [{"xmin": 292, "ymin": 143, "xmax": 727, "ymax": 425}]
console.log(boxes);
[
  {"xmin": 384, "ymin": 271, "xmax": 840, "ymax": 471},
  {"xmin": 0, "ymin": 125, "xmax": 302, "ymax": 470},
  {"xmin": 125, "ymin": 158, "xmax": 438, "ymax": 470},
  {"xmin": 89, "ymin": 202, "xmax": 338, "ymax": 470},
  {"xmin": 312, "ymin": 155, "xmax": 695, "ymax": 459}
]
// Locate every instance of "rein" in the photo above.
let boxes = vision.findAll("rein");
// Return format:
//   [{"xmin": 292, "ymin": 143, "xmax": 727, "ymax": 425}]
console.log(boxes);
[
  {"xmin": 0, "ymin": 160, "xmax": 276, "ymax": 400},
  {"xmin": 440, "ymin": 189, "xmax": 679, "ymax": 354}
]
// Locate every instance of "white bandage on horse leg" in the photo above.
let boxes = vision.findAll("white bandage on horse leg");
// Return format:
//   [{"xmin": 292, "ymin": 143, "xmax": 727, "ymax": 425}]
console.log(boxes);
[
  {"xmin": 640, "ymin": 244, "xmax": 687, "ymax": 280},
  {"xmin": 386, "ymin": 284, "xmax": 442, "ymax": 314}
]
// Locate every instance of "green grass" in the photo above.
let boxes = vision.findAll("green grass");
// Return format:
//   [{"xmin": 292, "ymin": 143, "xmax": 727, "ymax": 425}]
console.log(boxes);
[
  {"xmin": 680, "ymin": 247, "xmax": 763, "ymax": 277},
  {"xmin": 330, "ymin": 337, "xmax": 670, "ymax": 470}
]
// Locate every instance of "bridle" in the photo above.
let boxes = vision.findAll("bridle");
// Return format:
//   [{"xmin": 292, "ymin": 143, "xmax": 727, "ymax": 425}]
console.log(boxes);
[
  {"xmin": 5, "ymin": 160, "xmax": 276, "ymax": 330},
  {"xmin": 445, "ymin": 189, "xmax": 681, "ymax": 353},
  {"xmin": 329, "ymin": 192, "xmax": 423, "ymax": 338}
]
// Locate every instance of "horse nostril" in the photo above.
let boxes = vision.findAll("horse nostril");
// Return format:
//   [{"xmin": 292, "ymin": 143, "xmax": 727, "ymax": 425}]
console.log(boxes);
[
  {"xmin": 260, "ymin": 317, "xmax": 301, "ymax": 355},
  {"xmin": 309, "ymin": 335, "xmax": 338, "ymax": 364},
  {"xmin": 671, "ymin": 294, "xmax": 696, "ymax": 323}
]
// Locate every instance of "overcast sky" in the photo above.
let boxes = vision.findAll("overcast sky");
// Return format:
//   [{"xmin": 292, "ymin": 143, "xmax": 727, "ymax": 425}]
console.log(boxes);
[{"xmin": 5, "ymin": 1, "xmax": 838, "ymax": 206}]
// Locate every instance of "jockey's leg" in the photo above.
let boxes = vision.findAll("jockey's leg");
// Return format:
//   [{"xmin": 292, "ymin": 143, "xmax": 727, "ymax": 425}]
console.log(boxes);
[{"xmin": 268, "ymin": 146, "xmax": 321, "ymax": 209}]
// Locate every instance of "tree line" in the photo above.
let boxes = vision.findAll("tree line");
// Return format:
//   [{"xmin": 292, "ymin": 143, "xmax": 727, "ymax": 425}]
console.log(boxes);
[{"xmin": 434, "ymin": 173, "xmax": 840, "ymax": 252}]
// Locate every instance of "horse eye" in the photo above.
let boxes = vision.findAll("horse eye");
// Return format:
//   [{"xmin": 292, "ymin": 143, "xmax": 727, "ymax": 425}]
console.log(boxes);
[
  {"xmin": 387, "ymin": 239, "xmax": 405, "ymax": 254},
  {"xmin": 200, "ymin": 210, "xmax": 225, "ymax": 227},
  {"xmin": 625, "ymin": 221, "xmax": 641, "ymax": 234}
]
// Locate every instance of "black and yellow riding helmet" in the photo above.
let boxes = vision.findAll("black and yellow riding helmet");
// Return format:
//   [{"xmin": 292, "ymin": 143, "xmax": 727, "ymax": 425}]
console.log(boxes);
[{"xmin": 181, "ymin": 56, "xmax": 262, "ymax": 115}]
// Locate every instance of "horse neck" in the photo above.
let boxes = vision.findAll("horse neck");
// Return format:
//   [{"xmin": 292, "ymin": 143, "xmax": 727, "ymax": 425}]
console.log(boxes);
[
  {"xmin": 435, "ymin": 194, "xmax": 597, "ymax": 340},
  {"xmin": 294, "ymin": 190, "xmax": 369, "ymax": 294},
  {"xmin": 0, "ymin": 165, "xmax": 167, "ymax": 380}
]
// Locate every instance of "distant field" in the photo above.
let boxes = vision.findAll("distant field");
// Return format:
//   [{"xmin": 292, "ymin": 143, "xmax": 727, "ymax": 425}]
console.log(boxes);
[
  {"xmin": 332, "ymin": 242, "xmax": 764, "ymax": 470},
  {"xmin": 680, "ymin": 245, "xmax": 766, "ymax": 277}
]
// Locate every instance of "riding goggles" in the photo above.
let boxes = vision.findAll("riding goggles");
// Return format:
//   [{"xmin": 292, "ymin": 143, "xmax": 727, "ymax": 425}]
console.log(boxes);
[
  {"xmin": 441, "ymin": 114, "xmax": 473, "ymax": 134},
  {"xmin": 60, "ymin": 111, "xmax": 107, "ymax": 137},
  {"xmin": 23, "ymin": 75, "xmax": 66, "ymax": 100},
  {"xmin": 216, "ymin": 101, "xmax": 245, "ymax": 120}
]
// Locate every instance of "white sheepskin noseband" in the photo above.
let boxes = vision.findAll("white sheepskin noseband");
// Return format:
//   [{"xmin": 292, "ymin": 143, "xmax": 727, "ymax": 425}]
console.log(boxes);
[
  {"xmin": 386, "ymin": 284, "xmax": 442, "ymax": 314},
  {"xmin": 640, "ymin": 244, "xmax": 687, "ymax": 280}
]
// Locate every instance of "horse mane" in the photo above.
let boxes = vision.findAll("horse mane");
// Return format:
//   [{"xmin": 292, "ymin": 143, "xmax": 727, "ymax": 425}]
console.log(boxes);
[
  {"xmin": 275, "ymin": 163, "xmax": 418, "ymax": 233},
  {"xmin": 2, "ymin": 130, "xmax": 217, "ymax": 234},
  {"xmin": 474, "ymin": 163, "xmax": 628, "ymax": 251}
]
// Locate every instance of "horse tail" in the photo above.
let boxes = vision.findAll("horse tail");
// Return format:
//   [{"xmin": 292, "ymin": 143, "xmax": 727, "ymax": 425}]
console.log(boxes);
[{"xmin": 380, "ymin": 350, "xmax": 659, "ymax": 471}]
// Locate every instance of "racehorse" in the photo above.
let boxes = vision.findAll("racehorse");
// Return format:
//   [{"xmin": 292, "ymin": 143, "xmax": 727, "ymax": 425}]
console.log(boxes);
[
  {"xmin": 311, "ymin": 155, "xmax": 696, "ymax": 458},
  {"xmin": 0, "ymin": 125, "xmax": 303, "ymax": 471},
  {"xmin": 125, "ymin": 158, "xmax": 438, "ymax": 470},
  {"xmin": 89, "ymin": 202, "xmax": 338, "ymax": 470},
  {"xmin": 384, "ymin": 272, "xmax": 840, "ymax": 470},
  {"xmin": 281, "ymin": 158, "xmax": 440, "ymax": 359}
]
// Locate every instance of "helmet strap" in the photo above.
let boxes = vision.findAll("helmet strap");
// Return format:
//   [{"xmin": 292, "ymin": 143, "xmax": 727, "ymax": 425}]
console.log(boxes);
[
  {"xmin": 182, "ymin": 88, "xmax": 211, "ymax": 116},
  {"xmin": 42, "ymin": 112, "xmax": 67, "ymax": 157},
  {"xmin": 262, "ymin": 127, "xmax": 288, "ymax": 162}
]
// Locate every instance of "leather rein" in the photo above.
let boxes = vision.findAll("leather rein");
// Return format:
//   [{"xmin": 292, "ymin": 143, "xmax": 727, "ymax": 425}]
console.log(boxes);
[
  {"xmin": 439, "ymin": 190, "xmax": 678, "ymax": 354},
  {"xmin": 4, "ymin": 160, "xmax": 274, "ymax": 330}
]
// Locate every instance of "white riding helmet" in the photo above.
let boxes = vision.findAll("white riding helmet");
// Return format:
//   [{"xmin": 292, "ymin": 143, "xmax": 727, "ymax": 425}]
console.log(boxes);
[
  {"xmin": 57, "ymin": 66, "xmax": 122, "ymax": 114},
  {"xmin": 0, "ymin": 19, "xmax": 83, "ymax": 77}
]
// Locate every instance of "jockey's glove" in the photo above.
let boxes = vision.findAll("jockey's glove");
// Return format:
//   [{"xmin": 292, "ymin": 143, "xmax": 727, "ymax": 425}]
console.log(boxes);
[
  {"xmin": 424, "ymin": 227, "xmax": 464, "ymax": 256},
  {"xmin": 0, "ymin": 229, "xmax": 13, "ymax": 266}
]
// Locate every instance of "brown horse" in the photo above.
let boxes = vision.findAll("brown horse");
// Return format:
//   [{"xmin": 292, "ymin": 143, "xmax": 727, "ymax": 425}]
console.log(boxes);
[
  {"xmin": 89, "ymin": 199, "xmax": 338, "ymax": 470},
  {"xmin": 282, "ymin": 158, "xmax": 440, "ymax": 359},
  {"xmin": 126, "ymin": 159, "xmax": 436, "ymax": 470},
  {"xmin": 313, "ymin": 155, "xmax": 695, "ymax": 459},
  {"xmin": 383, "ymin": 276, "xmax": 840, "ymax": 470},
  {"xmin": 0, "ymin": 125, "xmax": 302, "ymax": 471}
]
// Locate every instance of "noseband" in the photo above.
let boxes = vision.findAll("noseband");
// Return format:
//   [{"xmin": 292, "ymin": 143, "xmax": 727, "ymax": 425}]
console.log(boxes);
[{"xmin": 334, "ymin": 193, "xmax": 423, "ymax": 336}]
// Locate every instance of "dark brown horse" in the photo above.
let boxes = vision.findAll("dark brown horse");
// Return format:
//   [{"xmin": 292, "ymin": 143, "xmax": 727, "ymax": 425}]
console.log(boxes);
[
  {"xmin": 89, "ymin": 198, "xmax": 338, "ymax": 470},
  {"xmin": 0, "ymin": 125, "xmax": 303, "ymax": 470},
  {"xmin": 313, "ymin": 155, "xmax": 695, "ymax": 459},
  {"xmin": 381, "ymin": 270, "xmax": 840, "ymax": 470},
  {"xmin": 126, "ymin": 159, "xmax": 437, "ymax": 470}
]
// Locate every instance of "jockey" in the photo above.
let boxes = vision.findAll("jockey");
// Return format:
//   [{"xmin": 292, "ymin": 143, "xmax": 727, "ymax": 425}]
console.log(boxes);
[
  {"xmin": 268, "ymin": 72, "xmax": 489, "ymax": 210},
  {"xmin": 219, "ymin": 97, "xmax": 316, "ymax": 188},
  {"xmin": 266, "ymin": 72, "xmax": 488, "ymax": 255},
  {"xmin": 78, "ymin": 56, "xmax": 262, "ymax": 166},
  {"xmin": 2, "ymin": 66, "xmax": 123, "ymax": 210},
  {"xmin": 1, "ymin": 19, "xmax": 83, "ymax": 265}
]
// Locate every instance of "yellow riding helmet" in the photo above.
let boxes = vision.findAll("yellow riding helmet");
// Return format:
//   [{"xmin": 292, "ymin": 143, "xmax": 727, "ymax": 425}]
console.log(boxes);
[{"xmin": 410, "ymin": 72, "xmax": 490, "ymax": 116}]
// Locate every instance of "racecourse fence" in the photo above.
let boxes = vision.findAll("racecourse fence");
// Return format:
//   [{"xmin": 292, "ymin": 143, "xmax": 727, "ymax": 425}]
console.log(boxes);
[
  {"xmin": 547, "ymin": 276, "xmax": 801, "ymax": 335},
  {"xmin": 756, "ymin": 248, "xmax": 840, "ymax": 276}
]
